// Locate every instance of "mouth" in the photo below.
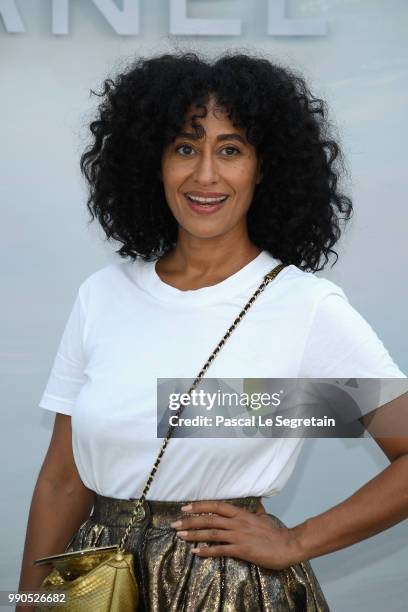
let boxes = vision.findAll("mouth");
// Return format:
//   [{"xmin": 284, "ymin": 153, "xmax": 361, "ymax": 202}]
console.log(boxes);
[{"xmin": 184, "ymin": 192, "xmax": 230, "ymax": 214}]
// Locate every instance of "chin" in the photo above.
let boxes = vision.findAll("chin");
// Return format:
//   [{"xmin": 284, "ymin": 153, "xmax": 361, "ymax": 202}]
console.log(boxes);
[{"xmin": 181, "ymin": 224, "xmax": 231, "ymax": 240}]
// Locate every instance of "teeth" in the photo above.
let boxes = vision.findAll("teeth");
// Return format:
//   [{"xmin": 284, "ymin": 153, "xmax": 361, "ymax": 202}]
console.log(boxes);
[{"xmin": 187, "ymin": 194, "xmax": 228, "ymax": 204}]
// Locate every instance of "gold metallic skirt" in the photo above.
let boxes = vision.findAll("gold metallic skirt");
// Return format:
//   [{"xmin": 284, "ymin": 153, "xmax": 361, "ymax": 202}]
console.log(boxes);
[{"xmin": 65, "ymin": 495, "xmax": 330, "ymax": 611}]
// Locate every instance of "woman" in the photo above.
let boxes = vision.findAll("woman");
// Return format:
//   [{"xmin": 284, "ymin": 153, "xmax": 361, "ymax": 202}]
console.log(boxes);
[{"xmin": 18, "ymin": 51, "xmax": 408, "ymax": 611}]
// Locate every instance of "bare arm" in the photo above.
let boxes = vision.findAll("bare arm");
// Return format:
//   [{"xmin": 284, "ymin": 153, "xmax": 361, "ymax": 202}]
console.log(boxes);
[
  {"xmin": 292, "ymin": 392, "xmax": 408, "ymax": 560},
  {"xmin": 17, "ymin": 413, "xmax": 95, "ymax": 610}
]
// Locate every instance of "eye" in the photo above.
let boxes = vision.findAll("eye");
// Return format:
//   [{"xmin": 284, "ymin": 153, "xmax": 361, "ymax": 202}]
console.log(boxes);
[
  {"xmin": 221, "ymin": 146, "xmax": 240, "ymax": 156},
  {"xmin": 174, "ymin": 144, "xmax": 241, "ymax": 157},
  {"xmin": 175, "ymin": 144, "xmax": 195, "ymax": 156}
]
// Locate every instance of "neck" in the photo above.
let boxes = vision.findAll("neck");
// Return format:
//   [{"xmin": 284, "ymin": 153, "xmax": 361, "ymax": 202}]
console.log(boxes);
[{"xmin": 156, "ymin": 230, "xmax": 262, "ymax": 290}]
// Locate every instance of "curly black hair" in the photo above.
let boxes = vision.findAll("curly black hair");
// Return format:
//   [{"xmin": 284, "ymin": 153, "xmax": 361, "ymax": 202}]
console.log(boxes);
[{"xmin": 80, "ymin": 50, "xmax": 353, "ymax": 272}]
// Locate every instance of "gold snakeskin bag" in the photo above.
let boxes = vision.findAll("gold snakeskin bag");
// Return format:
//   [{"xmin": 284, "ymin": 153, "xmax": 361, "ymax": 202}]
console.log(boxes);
[{"xmin": 33, "ymin": 264, "xmax": 286, "ymax": 612}]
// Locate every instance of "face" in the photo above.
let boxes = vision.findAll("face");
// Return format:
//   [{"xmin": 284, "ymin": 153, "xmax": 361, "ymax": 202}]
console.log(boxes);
[{"xmin": 160, "ymin": 97, "xmax": 262, "ymax": 241}]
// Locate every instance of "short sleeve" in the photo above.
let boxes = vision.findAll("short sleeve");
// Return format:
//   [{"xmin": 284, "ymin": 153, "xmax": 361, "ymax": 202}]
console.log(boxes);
[
  {"xmin": 299, "ymin": 286, "xmax": 406, "ymax": 378},
  {"xmin": 38, "ymin": 290, "xmax": 87, "ymax": 415},
  {"xmin": 298, "ymin": 286, "xmax": 408, "ymax": 416}
]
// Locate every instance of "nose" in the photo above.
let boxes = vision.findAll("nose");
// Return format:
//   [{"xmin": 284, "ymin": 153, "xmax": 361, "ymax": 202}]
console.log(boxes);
[{"xmin": 192, "ymin": 150, "xmax": 219, "ymax": 184}]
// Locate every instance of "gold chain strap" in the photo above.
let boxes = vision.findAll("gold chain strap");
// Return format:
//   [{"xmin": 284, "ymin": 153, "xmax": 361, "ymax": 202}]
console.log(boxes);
[{"xmin": 117, "ymin": 263, "xmax": 286, "ymax": 553}]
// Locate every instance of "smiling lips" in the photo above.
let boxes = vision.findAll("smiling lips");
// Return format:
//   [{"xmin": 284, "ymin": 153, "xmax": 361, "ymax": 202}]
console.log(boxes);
[
  {"xmin": 185, "ymin": 192, "xmax": 230, "ymax": 214},
  {"xmin": 186, "ymin": 192, "xmax": 229, "ymax": 203}
]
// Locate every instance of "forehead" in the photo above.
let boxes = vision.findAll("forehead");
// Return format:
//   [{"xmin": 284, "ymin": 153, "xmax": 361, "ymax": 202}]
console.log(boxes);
[{"xmin": 180, "ymin": 100, "xmax": 245, "ymax": 138}]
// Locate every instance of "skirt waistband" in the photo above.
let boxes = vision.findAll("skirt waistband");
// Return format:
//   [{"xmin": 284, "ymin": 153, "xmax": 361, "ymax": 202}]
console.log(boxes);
[{"xmin": 91, "ymin": 495, "xmax": 262, "ymax": 529}]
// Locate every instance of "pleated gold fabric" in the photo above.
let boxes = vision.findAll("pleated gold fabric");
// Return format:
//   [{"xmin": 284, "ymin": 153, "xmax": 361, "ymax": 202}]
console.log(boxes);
[{"xmin": 64, "ymin": 495, "xmax": 330, "ymax": 611}]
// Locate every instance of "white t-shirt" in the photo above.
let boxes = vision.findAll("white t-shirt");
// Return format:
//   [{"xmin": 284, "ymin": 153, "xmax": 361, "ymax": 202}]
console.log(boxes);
[{"xmin": 38, "ymin": 250, "xmax": 407, "ymax": 500}]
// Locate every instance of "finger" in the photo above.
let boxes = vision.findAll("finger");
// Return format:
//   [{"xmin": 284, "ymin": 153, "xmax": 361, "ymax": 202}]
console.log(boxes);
[
  {"xmin": 191, "ymin": 544, "xmax": 238, "ymax": 558},
  {"xmin": 181, "ymin": 501, "xmax": 242, "ymax": 518},
  {"xmin": 173, "ymin": 514, "xmax": 233, "ymax": 531},
  {"xmin": 176, "ymin": 528, "xmax": 237, "ymax": 543}
]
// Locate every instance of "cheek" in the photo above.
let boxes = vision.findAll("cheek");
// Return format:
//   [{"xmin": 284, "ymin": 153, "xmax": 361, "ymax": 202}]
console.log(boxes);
[
  {"xmin": 162, "ymin": 161, "xmax": 189, "ymax": 191},
  {"xmin": 226, "ymin": 159, "xmax": 258, "ymax": 185},
  {"xmin": 231, "ymin": 175, "xmax": 258, "ymax": 199}
]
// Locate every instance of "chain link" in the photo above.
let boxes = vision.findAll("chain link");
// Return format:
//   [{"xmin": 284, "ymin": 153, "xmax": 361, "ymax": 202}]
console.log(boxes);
[{"xmin": 117, "ymin": 263, "xmax": 286, "ymax": 552}]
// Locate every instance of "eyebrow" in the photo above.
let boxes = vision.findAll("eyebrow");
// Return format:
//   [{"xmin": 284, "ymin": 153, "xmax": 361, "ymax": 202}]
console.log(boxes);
[{"xmin": 176, "ymin": 132, "xmax": 248, "ymax": 145}]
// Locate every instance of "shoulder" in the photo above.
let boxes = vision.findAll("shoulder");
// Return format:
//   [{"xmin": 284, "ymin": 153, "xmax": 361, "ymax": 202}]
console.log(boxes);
[
  {"xmin": 277, "ymin": 264, "xmax": 348, "ymax": 305},
  {"xmin": 76, "ymin": 259, "xmax": 145, "ymax": 304},
  {"xmin": 281, "ymin": 266, "xmax": 378, "ymax": 340}
]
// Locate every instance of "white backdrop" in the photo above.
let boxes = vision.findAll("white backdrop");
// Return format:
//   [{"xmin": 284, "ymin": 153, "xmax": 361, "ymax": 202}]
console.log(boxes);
[{"xmin": 1, "ymin": 1, "xmax": 407, "ymax": 609}]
